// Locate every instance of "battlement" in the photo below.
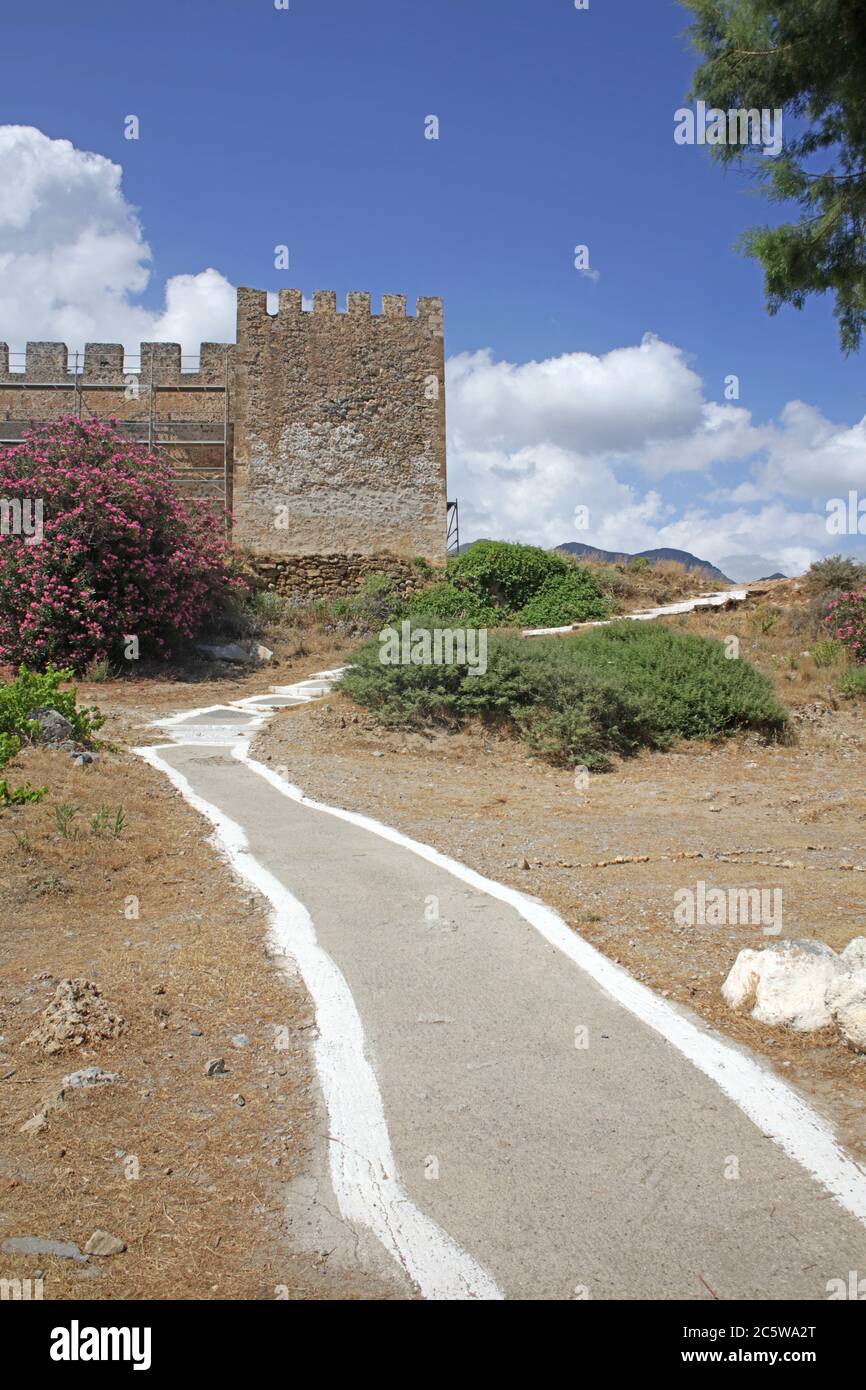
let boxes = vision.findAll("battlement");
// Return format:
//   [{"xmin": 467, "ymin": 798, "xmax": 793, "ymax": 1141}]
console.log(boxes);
[
  {"xmin": 0, "ymin": 284, "xmax": 447, "ymax": 565},
  {"xmin": 0, "ymin": 340, "xmax": 233, "ymax": 385},
  {"xmin": 235, "ymin": 288, "xmax": 444, "ymax": 337}
]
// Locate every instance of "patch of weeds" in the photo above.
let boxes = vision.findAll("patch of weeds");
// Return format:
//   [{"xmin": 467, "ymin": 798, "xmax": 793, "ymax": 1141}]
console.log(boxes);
[
  {"xmin": 811, "ymin": 639, "xmax": 843, "ymax": 668},
  {"xmin": 90, "ymin": 804, "xmax": 128, "ymax": 838},
  {"xmin": 54, "ymin": 802, "xmax": 82, "ymax": 839},
  {"xmin": 747, "ymin": 605, "xmax": 783, "ymax": 635},
  {"xmin": 29, "ymin": 873, "xmax": 71, "ymax": 897},
  {"xmin": 1, "ymin": 780, "xmax": 46, "ymax": 807},
  {"xmin": 837, "ymin": 668, "xmax": 866, "ymax": 698},
  {"xmin": 83, "ymin": 657, "xmax": 114, "ymax": 683}
]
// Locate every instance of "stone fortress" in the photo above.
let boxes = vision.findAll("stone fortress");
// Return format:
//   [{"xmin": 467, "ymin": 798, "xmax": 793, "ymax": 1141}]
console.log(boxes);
[{"xmin": 0, "ymin": 288, "xmax": 448, "ymax": 596}]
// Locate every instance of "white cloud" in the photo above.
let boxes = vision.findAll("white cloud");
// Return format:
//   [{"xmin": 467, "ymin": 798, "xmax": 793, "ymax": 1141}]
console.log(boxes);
[
  {"xmin": 0, "ymin": 125, "xmax": 234, "ymax": 355},
  {"xmin": 1, "ymin": 125, "xmax": 860, "ymax": 582},
  {"xmin": 446, "ymin": 344, "xmax": 850, "ymax": 580}
]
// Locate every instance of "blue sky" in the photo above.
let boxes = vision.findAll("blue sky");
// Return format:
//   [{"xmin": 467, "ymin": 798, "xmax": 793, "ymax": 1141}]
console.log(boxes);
[{"xmin": 1, "ymin": 0, "xmax": 864, "ymax": 579}]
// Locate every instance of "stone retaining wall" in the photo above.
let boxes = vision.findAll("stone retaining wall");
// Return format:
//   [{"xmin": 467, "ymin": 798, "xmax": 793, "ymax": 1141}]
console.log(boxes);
[{"xmin": 248, "ymin": 552, "xmax": 435, "ymax": 601}]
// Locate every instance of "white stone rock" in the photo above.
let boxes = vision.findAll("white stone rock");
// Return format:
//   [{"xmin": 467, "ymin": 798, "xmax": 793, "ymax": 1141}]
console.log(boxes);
[
  {"xmin": 721, "ymin": 939, "xmax": 845, "ymax": 1031},
  {"xmin": 196, "ymin": 642, "xmax": 273, "ymax": 665},
  {"xmin": 841, "ymin": 937, "xmax": 866, "ymax": 971},
  {"xmin": 827, "ymin": 968, "xmax": 866, "ymax": 1053}
]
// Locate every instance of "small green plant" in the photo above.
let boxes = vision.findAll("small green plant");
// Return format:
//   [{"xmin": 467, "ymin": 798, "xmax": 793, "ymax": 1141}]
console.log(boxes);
[
  {"xmin": 11, "ymin": 828, "xmax": 32, "ymax": 851},
  {"xmin": 811, "ymin": 639, "xmax": 842, "ymax": 668},
  {"xmin": 747, "ymin": 605, "xmax": 782, "ymax": 635},
  {"xmin": 89, "ymin": 805, "xmax": 112, "ymax": 835},
  {"xmin": 0, "ymin": 731, "xmax": 20, "ymax": 767},
  {"xmin": 837, "ymin": 668, "xmax": 866, "ymax": 698},
  {"xmin": 83, "ymin": 657, "xmax": 113, "ymax": 683},
  {"xmin": 332, "ymin": 573, "xmax": 400, "ymax": 632},
  {"xmin": 0, "ymin": 666, "xmax": 103, "ymax": 747},
  {"xmin": 88, "ymin": 804, "xmax": 127, "ymax": 837},
  {"xmin": 0, "ymin": 666, "xmax": 103, "ymax": 808},
  {"xmin": 627, "ymin": 556, "xmax": 650, "ymax": 572},
  {"xmin": 54, "ymin": 801, "xmax": 81, "ymax": 838},
  {"xmin": 243, "ymin": 588, "xmax": 285, "ymax": 629},
  {"xmin": 413, "ymin": 556, "xmax": 435, "ymax": 579},
  {"xmin": 1, "ymin": 781, "xmax": 45, "ymax": 807}
]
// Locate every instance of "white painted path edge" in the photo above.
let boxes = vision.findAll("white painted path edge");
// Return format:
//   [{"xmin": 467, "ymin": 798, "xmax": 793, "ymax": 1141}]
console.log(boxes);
[
  {"xmin": 522, "ymin": 586, "xmax": 749, "ymax": 636},
  {"xmin": 136, "ymin": 662, "xmax": 866, "ymax": 1300}
]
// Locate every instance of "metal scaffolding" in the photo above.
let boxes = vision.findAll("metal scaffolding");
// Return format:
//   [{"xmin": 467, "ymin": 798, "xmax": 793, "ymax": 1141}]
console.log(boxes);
[{"xmin": 0, "ymin": 350, "xmax": 232, "ymax": 521}]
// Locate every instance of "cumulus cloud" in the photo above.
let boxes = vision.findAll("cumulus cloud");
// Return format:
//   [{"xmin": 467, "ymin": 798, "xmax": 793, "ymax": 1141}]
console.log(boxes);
[
  {"xmin": 1, "ymin": 125, "xmax": 859, "ymax": 581},
  {"xmin": 0, "ymin": 126, "xmax": 234, "ymax": 355},
  {"xmin": 446, "ymin": 344, "xmax": 849, "ymax": 581}
]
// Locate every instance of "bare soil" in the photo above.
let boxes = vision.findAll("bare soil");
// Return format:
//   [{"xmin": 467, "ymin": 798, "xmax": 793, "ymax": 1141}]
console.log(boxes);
[{"xmin": 0, "ymin": 632, "xmax": 397, "ymax": 1301}]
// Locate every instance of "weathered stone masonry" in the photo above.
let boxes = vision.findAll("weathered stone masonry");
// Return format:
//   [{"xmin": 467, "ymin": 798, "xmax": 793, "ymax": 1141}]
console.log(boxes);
[
  {"xmin": 233, "ymin": 289, "xmax": 446, "ymax": 563},
  {"xmin": 0, "ymin": 289, "xmax": 448, "ymax": 592}
]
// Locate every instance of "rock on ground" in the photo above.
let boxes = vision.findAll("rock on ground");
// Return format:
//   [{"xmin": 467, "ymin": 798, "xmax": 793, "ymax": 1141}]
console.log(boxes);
[
  {"xmin": 195, "ymin": 642, "xmax": 274, "ymax": 665},
  {"xmin": 1, "ymin": 1236, "xmax": 87, "ymax": 1262},
  {"xmin": 83, "ymin": 1230, "xmax": 126, "ymax": 1257},
  {"xmin": 25, "ymin": 707, "xmax": 75, "ymax": 746},
  {"xmin": 722, "ymin": 938, "xmax": 866, "ymax": 1051},
  {"xmin": 827, "ymin": 969, "xmax": 866, "ymax": 1053},
  {"xmin": 24, "ymin": 979, "xmax": 126, "ymax": 1055}
]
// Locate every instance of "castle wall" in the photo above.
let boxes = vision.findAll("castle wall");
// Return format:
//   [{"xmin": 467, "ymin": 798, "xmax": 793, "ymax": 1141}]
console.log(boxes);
[
  {"xmin": 0, "ymin": 342, "xmax": 233, "ymax": 504},
  {"xmin": 0, "ymin": 287, "xmax": 448, "ymax": 570},
  {"xmin": 232, "ymin": 289, "xmax": 447, "ymax": 562}
]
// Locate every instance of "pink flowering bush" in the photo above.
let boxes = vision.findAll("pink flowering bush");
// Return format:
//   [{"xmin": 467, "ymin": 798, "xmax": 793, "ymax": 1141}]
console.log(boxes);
[
  {"xmin": 0, "ymin": 418, "xmax": 241, "ymax": 671},
  {"xmin": 825, "ymin": 588, "xmax": 866, "ymax": 664}
]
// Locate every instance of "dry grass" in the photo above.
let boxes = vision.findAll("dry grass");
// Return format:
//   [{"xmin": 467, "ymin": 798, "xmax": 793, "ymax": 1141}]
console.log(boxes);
[
  {"xmin": 0, "ymin": 646, "xmax": 393, "ymax": 1302},
  {"xmin": 666, "ymin": 577, "xmax": 857, "ymax": 709},
  {"xmin": 579, "ymin": 556, "xmax": 727, "ymax": 610}
]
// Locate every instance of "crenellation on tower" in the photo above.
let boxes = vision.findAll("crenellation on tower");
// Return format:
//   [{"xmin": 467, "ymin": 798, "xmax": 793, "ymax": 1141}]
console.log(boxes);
[
  {"xmin": 140, "ymin": 343, "xmax": 182, "ymax": 384},
  {"xmin": 381, "ymin": 293, "xmax": 407, "ymax": 319},
  {"xmin": 277, "ymin": 288, "xmax": 304, "ymax": 318},
  {"xmin": 312, "ymin": 290, "xmax": 338, "ymax": 315},
  {"xmin": 83, "ymin": 343, "xmax": 124, "ymax": 381},
  {"xmin": 25, "ymin": 342, "xmax": 69, "ymax": 381},
  {"xmin": 0, "ymin": 286, "xmax": 448, "ymax": 572}
]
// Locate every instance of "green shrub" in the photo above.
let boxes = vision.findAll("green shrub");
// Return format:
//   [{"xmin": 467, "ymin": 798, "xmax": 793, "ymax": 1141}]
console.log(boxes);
[
  {"xmin": 837, "ymin": 668, "xmax": 866, "ymax": 698},
  {"xmin": 805, "ymin": 554, "xmax": 866, "ymax": 595},
  {"xmin": 563, "ymin": 622, "xmax": 788, "ymax": 742},
  {"xmin": 0, "ymin": 666, "xmax": 102, "ymax": 808},
  {"xmin": 403, "ymin": 580, "xmax": 503, "ymax": 627},
  {"xmin": 331, "ymin": 573, "xmax": 401, "ymax": 631},
  {"xmin": 518, "ymin": 569, "xmax": 609, "ymax": 627},
  {"xmin": 403, "ymin": 541, "xmax": 609, "ymax": 628},
  {"xmin": 0, "ymin": 667, "xmax": 103, "ymax": 752},
  {"xmin": 0, "ymin": 780, "xmax": 45, "ymax": 806},
  {"xmin": 627, "ymin": 556, "xmax": 650, "ymax": 572},
  {"xmin": 338, "ymin": 622, "xmax": 787, "ymax": 768},
  {"xmin": 811, "ymin": 639, "xmax": 843, "ymax": 668}
]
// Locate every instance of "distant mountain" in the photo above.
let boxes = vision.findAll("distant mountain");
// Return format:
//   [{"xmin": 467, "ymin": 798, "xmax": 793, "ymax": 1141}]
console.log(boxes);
[
  {"xmin": 556, "ymin": 542, "xmax": 733, "ymax": 585},
  {"xmin": 748, "ymin": 572, "xmax": 786, "ymax": 582}
]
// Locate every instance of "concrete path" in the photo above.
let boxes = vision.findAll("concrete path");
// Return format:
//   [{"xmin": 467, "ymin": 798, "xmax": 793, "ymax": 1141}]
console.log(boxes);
[
  {"xmin": 137, "ymin": 673, "xmax": 866, "ymax": 1301},
  {"xmin": 523, "ymin": 586, "xmax": 749, "ymax": 637}
]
